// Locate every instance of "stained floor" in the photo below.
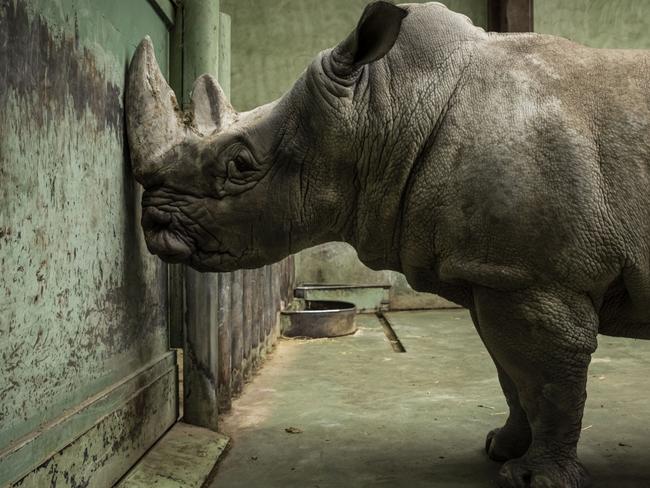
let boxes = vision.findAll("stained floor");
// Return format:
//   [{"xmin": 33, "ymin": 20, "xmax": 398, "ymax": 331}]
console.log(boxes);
[{"xmin": 211, "ymin": 310, "xmax": 650, "ymax": 488}]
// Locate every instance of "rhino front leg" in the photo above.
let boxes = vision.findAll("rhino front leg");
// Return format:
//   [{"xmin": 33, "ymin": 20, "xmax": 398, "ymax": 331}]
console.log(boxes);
[
  {"xmin": 470, "ymin": 309, "xmax": 532, "ymax": 461},
  {"xmin": 473, "ymin": 286, "xmax": 598, "ymax": 488}
]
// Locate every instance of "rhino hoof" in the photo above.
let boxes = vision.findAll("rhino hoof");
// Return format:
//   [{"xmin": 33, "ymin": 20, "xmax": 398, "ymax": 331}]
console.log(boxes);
[
  {"xmin": 485, "ymin": 427, "xmax": 530, "ymax": 462},
  {"xmin": 497, "ymin": 456, "xmax": 591, "ymax": 488}
]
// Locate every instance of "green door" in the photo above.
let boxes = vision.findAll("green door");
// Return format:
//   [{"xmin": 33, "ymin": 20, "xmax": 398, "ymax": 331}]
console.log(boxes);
[{"xmin": 0, "ymin": 0, "xmax": 178, "ymax": 485}]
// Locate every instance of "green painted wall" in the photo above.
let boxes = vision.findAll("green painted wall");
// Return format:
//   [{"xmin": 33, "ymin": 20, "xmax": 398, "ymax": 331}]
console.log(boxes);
[
  {"xmin": 0, "ymin": 0, "xmax": 177, "ymax": 484},
  {"xmin": 535, "ymin": 0, "xmax": 650, "ymax": 49},
  {"xmin": 221, "ymin": 0, "xmax": 485, "ymax": 309},
  {"xmin": 223, "ymin": 0, "xmax": 486, "ymax": 111}
]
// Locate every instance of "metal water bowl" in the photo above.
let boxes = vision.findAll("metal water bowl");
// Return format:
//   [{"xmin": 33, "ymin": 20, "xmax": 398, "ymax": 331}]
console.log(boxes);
[
  {"xmin": 281, "ymin": 299, "xmax": 357, "ymax": 338},
  {"xmin": 294, "ymin": 283, "xmax": 391, "ymax": 313}
]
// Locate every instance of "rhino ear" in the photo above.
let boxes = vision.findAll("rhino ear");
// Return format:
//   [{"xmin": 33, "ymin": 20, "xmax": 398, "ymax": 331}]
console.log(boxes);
[
  {"xmin": 190, "ymin": 74, "xmax": 236, "ymax": 135},
  {"xmin": 333, "ymin": 1, "xmax": 407, "ymax": 76}
]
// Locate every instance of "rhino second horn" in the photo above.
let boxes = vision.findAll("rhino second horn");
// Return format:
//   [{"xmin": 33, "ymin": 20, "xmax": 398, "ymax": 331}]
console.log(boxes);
[
  {"xmin": 126, "ymin": 36, "xmax": 186, "ymax": 186},
  {"xmin": 190, "ymin": 74, "xmax": 237, "ymax": 135}
]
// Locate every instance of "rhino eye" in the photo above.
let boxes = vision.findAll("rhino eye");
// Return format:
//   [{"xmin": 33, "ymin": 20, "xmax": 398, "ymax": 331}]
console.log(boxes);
[
  {"xmin": 209, "ymin": 144, "xmax": 263, "ymax": 197},
  {"xmin": 231, "ymin": 153, "xmax": 255, "ymax": 173},
  {"xmin": 226, "ymin": 147, "xmax": 258, "ymax": 178}
]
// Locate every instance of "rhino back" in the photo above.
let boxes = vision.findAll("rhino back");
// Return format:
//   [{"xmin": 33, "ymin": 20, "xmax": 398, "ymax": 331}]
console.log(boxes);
[{"xmin": 400, "ymin": 33, "xmax": 650, "ymax": 306}]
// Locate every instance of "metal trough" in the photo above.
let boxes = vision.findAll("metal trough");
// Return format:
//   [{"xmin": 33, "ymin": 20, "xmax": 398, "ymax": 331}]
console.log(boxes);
[
  {"xmin": 281, "ymin": 299, "xmax": 357, "ymax": 338},
  {"xmin": 294, "ymin": 283, "xmax": 391, "ymax": 312}
]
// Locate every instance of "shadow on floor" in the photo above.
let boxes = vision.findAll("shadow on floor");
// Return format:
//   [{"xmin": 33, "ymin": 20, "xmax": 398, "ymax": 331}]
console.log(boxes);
[{"xmin": 212, "ymin": 310, "xmax": 650, "ymax": 488}]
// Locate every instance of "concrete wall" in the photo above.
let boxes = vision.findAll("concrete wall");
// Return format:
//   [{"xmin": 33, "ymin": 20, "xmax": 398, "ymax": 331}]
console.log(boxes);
[
  {"xmin": 221, "ymin": 0, "xmax": 487, "ymax": 309},
  {"xmin": 535, "ymin": 0, "xmax": 650, "ymax": 49},
  {"xmin": 0, "ymin": 0, "xmax": 177, "ymax": 484}
]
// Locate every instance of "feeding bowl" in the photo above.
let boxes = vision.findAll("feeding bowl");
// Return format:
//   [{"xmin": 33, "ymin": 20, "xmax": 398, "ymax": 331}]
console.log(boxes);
[{"xmin": 281, "ymin": 299, "xmax": 357, "ymax": 338}]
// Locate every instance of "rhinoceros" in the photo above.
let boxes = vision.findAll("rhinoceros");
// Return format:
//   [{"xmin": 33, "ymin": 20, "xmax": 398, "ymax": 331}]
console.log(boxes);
[{"xmin": 126, "ymin": 2, "xmax": 650, "ymax": 487}]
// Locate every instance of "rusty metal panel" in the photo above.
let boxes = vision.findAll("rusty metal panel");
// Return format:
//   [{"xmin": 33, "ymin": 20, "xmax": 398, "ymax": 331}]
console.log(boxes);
[{"xmin": 0, "ymin": 0, "xmax": 176, "ymax": 482}]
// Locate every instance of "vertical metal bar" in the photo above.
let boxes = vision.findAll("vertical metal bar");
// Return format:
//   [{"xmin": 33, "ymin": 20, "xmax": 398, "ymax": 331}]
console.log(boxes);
[
  {"xmin": 260, "ymin": 266, "xmax": 267, "ymax": 353},
  {"xmin": 242, "ymin": 269, "xmax": 254, "ymax": 379},
  {"xmin": 217, "ymin": 272, "xmax": 232, "ymax": 411},
  {"xmin": 256, "ymin": 267, "xmax": 266, "ymax": 362},
  {"xmin": 285, "ymin": 255, "xmax": 294, "ymax": 302},
  {"xmin": 168, "ymin": 0, "xmax": 184, "ymax": 353},
  {"xmin": 179, "ymin": 0, "xmax": 221, "ymax": 431},
  {"xmin": 167, "ymin": 266, "xmax": 185, "ymax": 349},
  {"xmin": 218, "ymin": 13, "xmax": 231, "ymax": 98},
  {"xmin": 283, "ymin": 258, "xmax": 290, "ymax": 303},
  {"xmin": 272, "ymin": 262, "xmax": 281, "ymax": 342},
  {"xmin": 216, "ymin": 11, "xmax": 233, "ymax": 413},
  {"xmin": 230, "ymin": 270, "xmax": 244, "ymax": 395},
  {"xmin": 184, "ymin": 269, "xmax": 219, "ymax": 429},
  {"xmin": 488, "ymin": 0, "xmax": 534, "ymax": 32},
  {"xmin": 263, "ymin": 265, "xmax": 273, "ymax": 351},
  {"xmin": 179, "ymin": 0, "xmax": 221, "ymax": 103},
  {"xmin": 487, "ymin": 0, "xmax": 502, "ymax": 32},
  {"xmin": 251, "ymin": 269, "xmax": 261, "ymax": 371}
]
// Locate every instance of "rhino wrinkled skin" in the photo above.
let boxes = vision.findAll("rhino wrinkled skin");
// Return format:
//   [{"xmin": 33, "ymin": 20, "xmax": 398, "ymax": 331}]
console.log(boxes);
[{"xmin": 126, "ymin": 2, "xmax": 650, "ymax": 487}]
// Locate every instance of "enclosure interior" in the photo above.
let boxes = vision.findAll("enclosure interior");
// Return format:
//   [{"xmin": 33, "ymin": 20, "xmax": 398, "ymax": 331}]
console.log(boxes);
[{"xmin": 1, "ymin": 0, "xmax": 649, "ymax": 487}]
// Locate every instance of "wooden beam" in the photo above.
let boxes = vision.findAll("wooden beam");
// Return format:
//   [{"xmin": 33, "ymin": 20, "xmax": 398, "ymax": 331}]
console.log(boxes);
[{"xmin": 488, "ymin": 0, "xmax": 534, "ymax": 32}]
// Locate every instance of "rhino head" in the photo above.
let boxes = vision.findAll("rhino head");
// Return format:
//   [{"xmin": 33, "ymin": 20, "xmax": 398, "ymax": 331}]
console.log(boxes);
[{"xmin": 126, "ymin": 1, "xmax": 478, "ymax": 273}]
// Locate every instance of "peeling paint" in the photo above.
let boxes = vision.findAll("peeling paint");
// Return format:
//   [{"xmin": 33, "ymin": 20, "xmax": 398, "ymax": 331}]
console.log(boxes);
[
  {"xmin": 0, "ymin": 0, "xmax": 122, "ymax": 133},
  {"xmin": 0, "ymin": 0, "xmax": 174, "ymax": 481}
]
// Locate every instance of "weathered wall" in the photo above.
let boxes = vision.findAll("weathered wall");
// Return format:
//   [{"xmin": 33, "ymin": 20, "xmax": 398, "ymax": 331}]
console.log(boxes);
[
  {"xmin": 0, "ymin": 0, "xmax": 177, "ymax": 484},
  {"xmin": 535, "ymin": 0, "xmax": 650, "ymax": 49},
  {"xmin": 221, "ymin": 0, "xmax": 486, "ymax": 309}
]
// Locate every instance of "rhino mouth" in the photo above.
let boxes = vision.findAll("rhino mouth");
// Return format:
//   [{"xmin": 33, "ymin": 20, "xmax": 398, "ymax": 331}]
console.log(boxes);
[
  {"xmin": 141, "ymin": 206, "xmax": 194, "ymax": 263},
  {"xmin": 141, "ymin": 203, "xmax": 246, "ymax": 271}
]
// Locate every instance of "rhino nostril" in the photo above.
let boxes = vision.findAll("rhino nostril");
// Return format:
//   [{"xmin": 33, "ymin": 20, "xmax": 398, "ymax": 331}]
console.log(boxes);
[{"xmin": 142, "ymin": 207, "xmax": 172, "ymax": 231}]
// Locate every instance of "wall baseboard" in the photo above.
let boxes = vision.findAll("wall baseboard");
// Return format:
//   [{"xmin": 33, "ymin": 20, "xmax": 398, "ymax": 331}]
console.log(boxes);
[{"xmin": 5, "ymin": 352, "xmax": 178, "ymax": 487}]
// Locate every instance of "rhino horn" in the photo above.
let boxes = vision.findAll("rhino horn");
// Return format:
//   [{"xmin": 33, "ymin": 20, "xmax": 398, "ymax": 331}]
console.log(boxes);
[
  {"xmin": 126, "ymin": 36, "xmax": 185, "ymax": 186},
  {"xmin": 190, "ymin": 74, "xmax": 237, "ymax": 135}
]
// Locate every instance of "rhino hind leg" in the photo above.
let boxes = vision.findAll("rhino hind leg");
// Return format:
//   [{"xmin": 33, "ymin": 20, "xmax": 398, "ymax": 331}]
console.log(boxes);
[
  {"xmin": 484, "ymin": 364, "xmax": 532, "ymax": 462},
  {"xmin": 473, "ymin": 286, "xmax": 598, "ymax": 488},
  {"xmin": 598, "ymin": 276, "xmax": 650, "ymax": 339},
  {"xmin": 470, "ymin": 309, "xmax": 532, "ymax": 461}
]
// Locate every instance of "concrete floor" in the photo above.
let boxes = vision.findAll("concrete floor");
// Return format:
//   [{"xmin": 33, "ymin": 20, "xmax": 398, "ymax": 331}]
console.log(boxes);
[{"xmin": 211, "ymin": 310, "xmax": 650, "ymax": 488}]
